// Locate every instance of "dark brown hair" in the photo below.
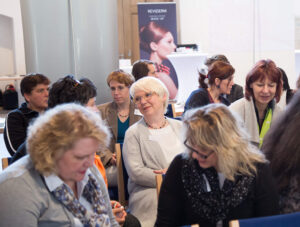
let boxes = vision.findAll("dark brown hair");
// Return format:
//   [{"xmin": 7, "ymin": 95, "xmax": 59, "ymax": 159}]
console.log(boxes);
[
  {"xmin": 20, "ymin": 73, "xmax": 50, "ymax": 96},
  {"xmin": 131, "ymin": 59, "xmax": 154, "ymax": 81},
  {"xmin": 245, "ymin": 59, "xmax": 282, "ymax": 102},
  {"xmin": 139, "ymin": 22, "xmax": 169, "ymax": 54},
  {"xmin": 205, "ymin": 54, "xmax": 230, "ymax": 67}
]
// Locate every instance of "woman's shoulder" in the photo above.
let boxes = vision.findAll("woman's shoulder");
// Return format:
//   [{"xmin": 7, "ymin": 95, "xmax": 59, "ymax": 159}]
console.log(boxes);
[
  {"xmin": 230, "ymin": 97, "xmax": 250, "ymax": 112},
  {"xmin": 190, "ymin": 88, "xmax": 208, "ymax": 96},
  {"xmin": 125, "ymin": 119, "xmax": 145, "ymax": 134},
  {"xmin": 97, "ymin": 101, "xmax": 115, "ymax": 111},
  {"xmin": 0, "ymin": 157, "xmax": 46, "ymax": 196},
  {"xmin": 167, "ymin": 117, "xmax": 183, "ymax": 126}
]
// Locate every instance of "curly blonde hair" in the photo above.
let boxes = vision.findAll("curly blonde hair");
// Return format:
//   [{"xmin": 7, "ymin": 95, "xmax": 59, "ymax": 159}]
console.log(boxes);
[
  {"xmin": 183, "ymin": 104, "xmax": 266, "ymax": 181},
  {"xmin": 27, "ymin": 103, "xmax": 110, "ymax": 175}
]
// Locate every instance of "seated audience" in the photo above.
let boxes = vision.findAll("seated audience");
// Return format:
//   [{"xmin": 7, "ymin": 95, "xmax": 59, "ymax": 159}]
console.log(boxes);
[
  {"xmin": 98, "ymin": 70, "xmax": 141, "ymax": 187},
  {"xmin": 11, "ymin": 76, "xmax": 98, "ymax": 163},
  {"xmin": 48, "ymin": 75, "xmax": 140, "ymax": 227},
  {"xmin": 262, "ymin": 90, "xmax": 300, "ymax": 214},
  {"xmin": 131, "ymin": 59, "xmax": 157, "ymax": 80},
  {"xmin": 0, "ymin": 104, "xmax": 119, "ymax": 226},
  {"xmin": 4, "ymin": 73, "xmax": 50, "ymax": 156},
  {"xmin": 123, "ymin": 77, "xmax": 184, "ymax": 227},
  {"xmin": 10, "ymin": 75, "xmax": 140, "ymax": 226},
  {"xmin": 230, "ymin": 59, "xmax": 283, "ymax": 148},
  {"xmin": 204, "ymin": 54, "xmax": 243, "ymax": 104},
  {"xmin": 184, "ymin": 60, "xmax": 235, "ymax": 112},
  {"xmin": 155, "ymin": 104, "xmax": 279, "ymax": 227},
  {"xmin": 277, "ymin": 67, "xmax": 294, "ymax": 109}
]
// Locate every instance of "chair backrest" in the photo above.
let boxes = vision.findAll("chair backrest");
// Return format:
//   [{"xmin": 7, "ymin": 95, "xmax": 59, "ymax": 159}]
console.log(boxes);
[
  {"xmin": 171, "ymin": 103, "xmax": 183, "ymax": 118},
  {"xmin": 1, "ymin": 157, "xmax": 12, "ymax": 170},
  {"xmin": 115, "ymin": 143, "xmax": 129, "ymax": 206},
  {"xmin": 229, "ymin": 212, "xmax": 300, "ymax": 227},
  {"xmin": 155, "ymin": 174, "xmax": 164, "ymax": 200}
]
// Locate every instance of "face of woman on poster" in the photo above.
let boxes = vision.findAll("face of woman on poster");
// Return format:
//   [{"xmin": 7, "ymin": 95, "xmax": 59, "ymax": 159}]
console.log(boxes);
[{"xmin": 150, "ymin": 32, "xmax": 176, "ymax": 61}]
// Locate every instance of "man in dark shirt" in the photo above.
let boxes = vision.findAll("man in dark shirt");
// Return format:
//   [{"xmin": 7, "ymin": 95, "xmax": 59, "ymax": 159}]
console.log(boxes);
[{"xmin": 4, "ymin": 74, "xmax": 50, "ymax": 156}]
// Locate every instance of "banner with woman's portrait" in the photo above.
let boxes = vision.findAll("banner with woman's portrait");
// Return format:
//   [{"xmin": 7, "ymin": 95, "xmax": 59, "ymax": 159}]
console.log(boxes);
[{"xmin": 137, "ymin": 2, "xmax": 178, "ymax": 100}]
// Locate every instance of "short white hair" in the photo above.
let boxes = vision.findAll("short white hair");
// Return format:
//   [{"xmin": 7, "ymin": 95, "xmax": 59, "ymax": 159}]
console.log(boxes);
[{"xmin": 130, "ymin": 77, "xmax": 169, "ymax": 112}]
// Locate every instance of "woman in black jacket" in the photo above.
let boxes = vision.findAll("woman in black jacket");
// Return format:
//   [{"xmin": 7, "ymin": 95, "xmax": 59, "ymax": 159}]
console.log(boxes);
[{"xmin": 155, "ymin": 104, "xmax": 279, "ymax": 227}]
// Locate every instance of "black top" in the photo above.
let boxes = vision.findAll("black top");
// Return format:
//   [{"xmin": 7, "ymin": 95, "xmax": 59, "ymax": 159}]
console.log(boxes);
[
  {"xmin": 3, "ymin": 102, "xmax": 39, "ymax": 156},
  {"xmin": 184, "ymin": 88, "xmax": 230, "ymax": 113},
  {"xmin": 155, "ymin": 154, "xmax": 279, "ymax": 227},
  {"xmin": 227, "ymin": 84, "xmax": 244, "ymax": 104}
]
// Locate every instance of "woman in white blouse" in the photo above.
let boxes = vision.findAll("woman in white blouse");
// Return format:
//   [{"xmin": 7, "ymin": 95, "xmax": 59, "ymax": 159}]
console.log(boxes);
[{"xmin": 123, "ymin": 77, "xmax": 183, "ymax": 227}]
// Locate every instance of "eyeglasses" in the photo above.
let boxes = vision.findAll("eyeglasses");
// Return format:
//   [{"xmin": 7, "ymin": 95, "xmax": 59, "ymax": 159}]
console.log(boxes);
[
  {"xmin": 133, "ymin": 92, "xmax": 154, "ymax": 104},
  {"xmin": 184, "ymin": 139, "xmax": 214, "ymax": 159}
]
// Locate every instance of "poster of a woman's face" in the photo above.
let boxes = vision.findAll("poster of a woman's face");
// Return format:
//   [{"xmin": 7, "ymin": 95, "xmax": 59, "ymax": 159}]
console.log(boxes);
[{"xmin": 139, "ymin": 21, "xmax": 178, "ymax": 99}]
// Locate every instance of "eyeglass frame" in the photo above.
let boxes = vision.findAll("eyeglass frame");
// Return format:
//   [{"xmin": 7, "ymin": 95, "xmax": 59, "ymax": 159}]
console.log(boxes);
[
  {"xmin": 184, "ymin": 139, "xmax": 214, "ymax": 159},
  {"xmin": 133, "ymin": 91, "xmax": 155, "ymax": 104}
]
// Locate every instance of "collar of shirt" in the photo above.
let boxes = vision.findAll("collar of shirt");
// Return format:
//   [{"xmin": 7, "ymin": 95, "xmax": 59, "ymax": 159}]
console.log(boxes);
[{"xmin": 43, "ymin": 169, "xmax": 91, "ymax": 198}]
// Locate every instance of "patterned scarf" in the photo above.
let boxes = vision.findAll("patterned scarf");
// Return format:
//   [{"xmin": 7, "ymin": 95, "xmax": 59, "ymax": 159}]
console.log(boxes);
[
  {"xmin": 182, "ymin": 159, "xmax": 255, "ymax": 223},
  {"xmin": 52, "ymin": 174, "xmax": 111, "ymax": 227}
]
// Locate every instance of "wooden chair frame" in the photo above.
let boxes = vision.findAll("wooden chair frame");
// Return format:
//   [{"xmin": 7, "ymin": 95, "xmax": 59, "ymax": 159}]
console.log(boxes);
[
  {"xmin": 1, "ymin": 157, "xmax": 10, "ymax": 170},
  {"xmin": 115, "ymin": 143, "xmax": 128, "ymax": 206}
]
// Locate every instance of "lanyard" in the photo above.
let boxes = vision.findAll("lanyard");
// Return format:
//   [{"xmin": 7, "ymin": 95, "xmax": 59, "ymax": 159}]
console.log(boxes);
[{"xmin": 258, "ymin": 108, "xmax": 272, "ymax": 148}]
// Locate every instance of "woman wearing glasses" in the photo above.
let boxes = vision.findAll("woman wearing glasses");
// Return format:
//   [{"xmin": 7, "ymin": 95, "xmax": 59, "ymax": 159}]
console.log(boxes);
[
  {"xmin": 155, "ymin": 104, "xmax": 279, "ymax": 227},
  {"xmin": 123, "ymin": 77, "xmax": 183, "ymax": 227},
  {"xmin": 98, "ymin": 70, "xmax": 142, "ymax": 188},
  {"xmin": 184, "ymin": 61, "xmax": 235, "ymax": 112}
]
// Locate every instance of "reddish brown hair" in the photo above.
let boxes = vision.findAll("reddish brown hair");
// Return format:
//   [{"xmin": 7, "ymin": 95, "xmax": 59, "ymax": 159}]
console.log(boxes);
[
  {"xmin": 199, "ymin": 61, "xmax": 235, "ymax": 89},
  {"xmin": 245, "ymin": 59, "xmax": 282, "ymax": 102}
]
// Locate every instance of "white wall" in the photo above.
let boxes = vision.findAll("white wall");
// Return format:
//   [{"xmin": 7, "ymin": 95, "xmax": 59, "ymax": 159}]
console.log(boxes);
[
  {"xmin": 176, "ymin": 0, "xmax": 296, "ymax": 89},
  {"xmin": 0, "ymin": 0, "xmax": 26, "ymax": 76}
]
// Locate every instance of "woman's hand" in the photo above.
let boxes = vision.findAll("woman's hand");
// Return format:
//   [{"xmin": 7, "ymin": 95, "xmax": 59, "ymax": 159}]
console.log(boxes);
[
  {"xmin": 153, "ymin": 168, "xmax": 168, "ymax": 174},
  {"xmin": 109, "ymin": 153, "xmax": 117, "ymax": 166},
  {"xmin": 111, "ymin": 201, "xmax": 127, "ymax": 226}
]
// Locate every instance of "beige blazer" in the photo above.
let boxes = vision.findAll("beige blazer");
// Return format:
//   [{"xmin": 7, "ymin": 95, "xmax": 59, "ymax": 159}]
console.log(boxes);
[
  {"xmin": 230, "ymin": 97, "xmax": 282, "ymax": 147},
  {"xmin": 98, "ymin": 101, "xmax": 141, "ymax": 167}
]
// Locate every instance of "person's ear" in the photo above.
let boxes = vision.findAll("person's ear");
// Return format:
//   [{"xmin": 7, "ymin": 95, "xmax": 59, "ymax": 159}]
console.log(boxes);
[
  {"xmin": 23, "ymin": 93, "xmax": 30, "ymax": 103},
  {"xmin": 150, "ymin": 41, "xmax": 158, "ymax": 52},
  {"xmin": 215, "ymin": 78, "xmax": 221, "ymax": 86},
  {"xmin": 250, "ymin": 83, "xmax": 253, "ymax": 89},
  {"xmin": 162, "ymin": 93, "xmax": 167, "ymax": 102}
]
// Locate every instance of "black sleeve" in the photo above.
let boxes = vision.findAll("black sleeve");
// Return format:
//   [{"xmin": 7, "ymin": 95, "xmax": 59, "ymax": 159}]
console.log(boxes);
[
  {"xmin": 4, "ymin": 111, "xmax": 27, "ymax": 156},
  {"xmin": 254, "ymin": 163, "xmax": 280, "ymax": 217},
  {"xmin": 236, "ymin": 85, "xmax": 244, "ymax": 100},
  {"xmin": 11, "ymin": 142, "xmax": 27, "ymax": 164},
  {"xmin": 155, "ymin": 155, "xmax": 186, "ymax": 227},
  {"xmin": 184, "ymin": 90, "xmax": 209, "ymax": 112}
]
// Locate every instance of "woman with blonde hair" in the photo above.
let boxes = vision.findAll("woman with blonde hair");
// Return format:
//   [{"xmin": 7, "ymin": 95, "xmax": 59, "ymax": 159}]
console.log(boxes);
[
  {"xmin": 123, "ymin": 77, "xmax": 183, "ymax": 226},
  {"xmin": 0, "ymin": 104, "xmax": 119, "ymax": 226},
  {"xmin": 155, "ymin": 104, "xmax": 279, "ymax": 227}
]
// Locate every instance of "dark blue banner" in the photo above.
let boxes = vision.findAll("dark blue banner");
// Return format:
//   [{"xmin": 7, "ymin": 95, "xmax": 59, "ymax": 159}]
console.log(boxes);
[{"xmin": 138, "ymin": 2, "xmax": 178, "ymax": 100}]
